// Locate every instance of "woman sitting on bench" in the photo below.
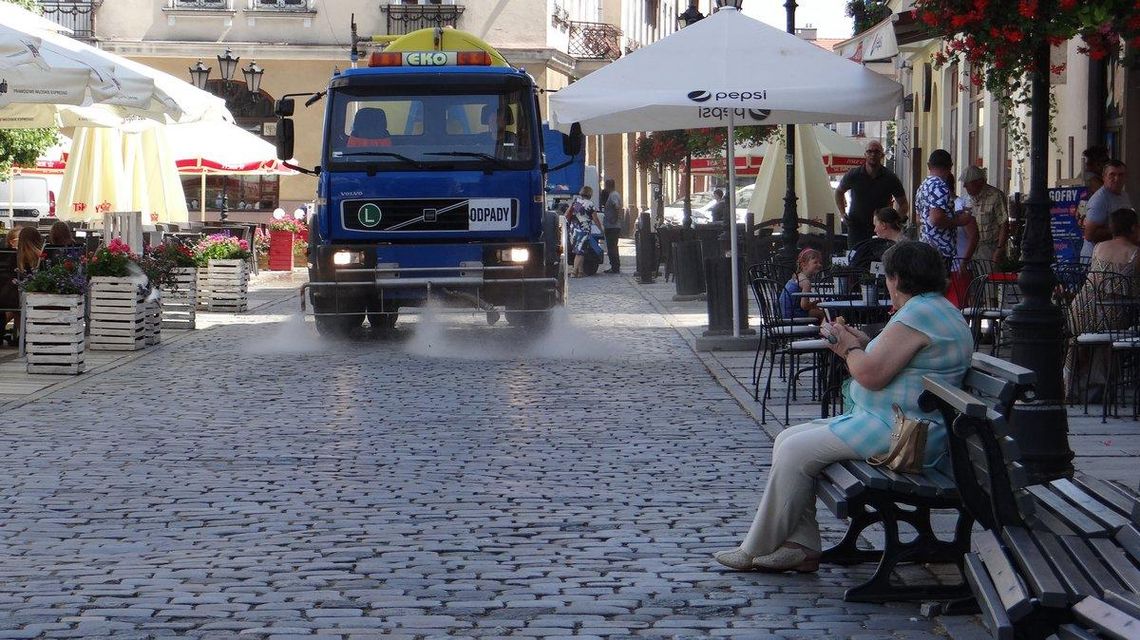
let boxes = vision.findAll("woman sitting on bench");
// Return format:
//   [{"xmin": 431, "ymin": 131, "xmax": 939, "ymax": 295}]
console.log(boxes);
[{"xmin": 715, "ymin": 242, "xmax": 973, "ymax": 573}]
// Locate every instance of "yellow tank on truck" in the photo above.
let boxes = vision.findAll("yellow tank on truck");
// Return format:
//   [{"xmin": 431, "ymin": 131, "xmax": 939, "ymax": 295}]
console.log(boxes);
[{"xmin": 373, "ymin": 28, "xmax": 511, "ymax": 68}]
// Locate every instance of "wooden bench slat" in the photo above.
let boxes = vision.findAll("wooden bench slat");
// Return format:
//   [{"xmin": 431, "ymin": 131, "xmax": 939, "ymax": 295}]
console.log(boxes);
[
  {"xmin": 1060, "ymin": 535, "xmax": 1128, "ymax": 596},
  {"xmin": 816, "ymin": 476, "xmax": 849, "ymax": 521},
  {"xmin": 1072, "ymin": 595, "xmax": 1140, "ymax": 640},
  {"xmin": 963, "ymin": 368, "xmax": 1018, "ymax": 410},
  {"xmin": 970, "ymin": 351, "xmax": 1036, "ymax": 385},
  {"xmin": 1003, "ymin": 526, "xmax": 1069, "ymax": 608},
  {"xmin": 1050, "ymin": 624, "xmax": 1102, "ymax": 640},
  {"xmin": 1104, "ymin": 589, "xmax": 1140, "ymax": 620},
  {"xmin": 923, "ymin": 467, "xmax": 959, "ymax": 494},
  {"xmin": 1030, "ymin": 485, "xmax": 1111, "ymax": 538},
  {"xmin": 1088, "ymin": 538, "xmax": 1140, "ymax": 595},
  {"xmin": 974, "ymin": 529, "xmax": 1035, "ymax": 621},
  {"xmin": 964, "ymin": 552, "xmax": 1017, "ymax": 640},
  {"xmin": 821, "ymin": 463, "xmax": 865, "ymax": 499},
  {"xmin": 1051, "ymin": 478, "xmax": 1132, "ymax": 531},
  {"xmin": 1034, "ymin": 531, "xmax": 1097, "ymax": 604},
  {"xmin": 922, "ymin": 376, "xmax": 988, "ymax": 417},
  {"xmin": 1115, "ymin": 524, "xmax": 1140, "ymax": 560},
  {"xmin": 1072, "ymin": 474, "xmax": 1139, "ymax": 518}
]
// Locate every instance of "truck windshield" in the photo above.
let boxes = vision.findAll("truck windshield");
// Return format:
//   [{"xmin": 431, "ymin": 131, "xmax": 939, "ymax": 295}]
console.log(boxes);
[{"xmin": 328, "ymin": 85, "xmax": 535, "ymax": 170}]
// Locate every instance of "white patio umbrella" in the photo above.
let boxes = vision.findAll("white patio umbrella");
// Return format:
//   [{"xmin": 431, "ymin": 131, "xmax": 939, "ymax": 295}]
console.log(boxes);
[
  {"xmin": 0, "ymin": 3, "xmax": 71, "ymax": 34},
  {"xmin": 549, "ymin": 5, "xmax": 902, "ymax": 337},
  {"xmin": 0, "ymin": 3, "xmax": 229, "ymax": 126},
  {"xmin": 164, "ymin": 120, "xmax": 298, "ymax": 219},
  {"xmin": 122, "ymin": 126, "xmax": 189, "ymax": 224},
  {"xmin": 748, "ymin": 125, "xmax": 840, "ymax": 233}
]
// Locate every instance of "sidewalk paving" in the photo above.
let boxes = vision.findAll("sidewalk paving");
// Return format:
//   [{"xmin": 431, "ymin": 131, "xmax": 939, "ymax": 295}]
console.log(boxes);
[{"xmin": 0, "ymin": 269, "xmax": 305, "ymax": 410}]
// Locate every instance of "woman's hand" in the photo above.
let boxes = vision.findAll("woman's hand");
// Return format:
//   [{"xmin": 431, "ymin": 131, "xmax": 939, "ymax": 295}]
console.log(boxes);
[
  {"xmin": 839, "ymin": 323, "xmax": 871, "ymax": 347},
  {"xmin": 825, "ymin": 322, "xmax": 861, "ymax": 356}
]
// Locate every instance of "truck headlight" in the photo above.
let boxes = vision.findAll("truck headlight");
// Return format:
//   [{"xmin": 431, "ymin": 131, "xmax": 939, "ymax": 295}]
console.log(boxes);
[
  {"xmin": 332, "ymin": 250, "xmax": 365, "ymax": 266},
  {"xmin": 498, "ymin": 247, "xmax": 530, "ymax": 263}
]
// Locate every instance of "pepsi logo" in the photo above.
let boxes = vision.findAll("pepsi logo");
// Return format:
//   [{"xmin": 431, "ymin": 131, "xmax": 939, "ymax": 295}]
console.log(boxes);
[
  {"xmin": 687, "ymin": 90, "xmax": 712, "ymax": 103},
  {"xmin": 748, "ymin": 109, "xmax": 771, "ymax": 121}
]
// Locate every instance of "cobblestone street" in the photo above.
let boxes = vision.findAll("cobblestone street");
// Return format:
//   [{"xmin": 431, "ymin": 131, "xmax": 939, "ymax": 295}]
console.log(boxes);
[{"xmin": 0, "ymin": 266, "xmax": 985, "ymax": 639}]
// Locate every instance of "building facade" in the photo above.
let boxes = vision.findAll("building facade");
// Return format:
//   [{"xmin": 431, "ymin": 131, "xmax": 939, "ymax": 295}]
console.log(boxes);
[{"xmin": 59, "ymin": 0, "xmax": 683, "ymax": 219}]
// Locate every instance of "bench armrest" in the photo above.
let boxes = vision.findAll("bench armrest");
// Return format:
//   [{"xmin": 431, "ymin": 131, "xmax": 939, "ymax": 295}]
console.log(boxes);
[
  {"xmin": 921, "ymin": 376, "xmax": 988, "ymax": 418},
  {"xmin": 971, "ymin": 352, "xmax": 1036, "ymax": 386}
]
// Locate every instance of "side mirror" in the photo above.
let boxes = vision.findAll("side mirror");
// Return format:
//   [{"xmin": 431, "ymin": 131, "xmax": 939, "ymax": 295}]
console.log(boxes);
[
  {"xmin": 562, "ymin": 122, "xmax": 583, "ymax": 156},
  {"xmin": 275, "ymin": 98, "xmax": 295, "ymax": 118},
  {"xmin": 275, "ymin": 117, "xmax": 294, "ymax": 161}
]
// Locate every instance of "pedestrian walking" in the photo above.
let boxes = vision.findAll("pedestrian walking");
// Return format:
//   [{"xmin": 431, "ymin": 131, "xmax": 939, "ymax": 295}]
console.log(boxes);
[
  {"xmin": 601, "ymin": 178, "xmax": 623, "ymax": 274},
  {"xmin": 835, "ymin": 140, "xmax": 909, "ymax": 249},
  {"xmin": 915, "ymin": 149, "xmax": 971, "ymax": 306}
]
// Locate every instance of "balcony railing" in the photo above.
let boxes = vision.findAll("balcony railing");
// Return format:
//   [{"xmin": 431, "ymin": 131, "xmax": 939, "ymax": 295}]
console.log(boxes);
[
  {"xmin": 382, "ymin": 4, "xmax": 465, "ymax": 36},
  {"xmin": 568, "ymin": 21, "xmax": 622, "ymax": 61},
  {"xmin": 40, "ymin": 0, "xmax": 102, "ymax": 43}
]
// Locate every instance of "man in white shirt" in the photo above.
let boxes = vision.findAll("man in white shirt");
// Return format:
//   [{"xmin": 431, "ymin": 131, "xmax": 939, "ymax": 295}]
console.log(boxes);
[{"xmin": 1082, "ymin": 160, "xmax": 1130, "ymax": 259}]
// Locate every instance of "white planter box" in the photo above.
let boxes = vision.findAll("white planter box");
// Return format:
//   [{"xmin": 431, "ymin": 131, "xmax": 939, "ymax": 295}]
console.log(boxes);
[
  {"xmin": 89, "ymin": 276, "xmax": 147, "ymax": 351},
  {"xmin": 23, "ymin": 293, "xmax": 85, "ymax": 375},
  {"xmin": 205, "ymin": 259, "xmax": 249, "ymax": 313},
  {"xmin": 161, "ymin": 266, "xmax": 197, "ymax": 330},
  {"xmin": 144, "ymin": 297, "xmax": 161, "ymax": 346}
]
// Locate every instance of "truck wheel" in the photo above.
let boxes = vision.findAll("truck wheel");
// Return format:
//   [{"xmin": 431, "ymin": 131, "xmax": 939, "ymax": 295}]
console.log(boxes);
[
  {"xmin": 314, "ymin": 313, "xmax": 362, "ymax": 337},
  {"xmin": 367, "ymin": 300, "xmax": 398, "ymax": 331}
]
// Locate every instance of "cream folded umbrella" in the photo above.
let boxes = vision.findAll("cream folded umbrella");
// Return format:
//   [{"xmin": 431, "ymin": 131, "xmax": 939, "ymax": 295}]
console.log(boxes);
[
  {"xmin": 749, "ymin": 125, "xmax": 841, "ymax": 234},
  {"xmin": 57, "ymin": 127, "xmax": 129, "ymax": 223},
  {"xmin": 123, "ymin": 126, "xmax": 189, "ymax": 224}
]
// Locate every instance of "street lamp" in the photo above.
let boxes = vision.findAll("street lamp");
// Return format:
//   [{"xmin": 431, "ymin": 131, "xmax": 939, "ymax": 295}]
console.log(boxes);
[
  {"xmin": 188, "ymin": 59, "xmax": 210, "ymax": 91},
  {"xmin": 778, "ymin": 0, "xmax": 800, "ymax": 263},
  {"xmin": 217, "ymin": 48, "xmax": 240, "ymax": 84},
  {"xmin": 676, "ymin": 2, "xmax": 705, "ymax": 231},
  {"xmin": 242, "ymin": 60, "xmax": 264, "ymax": 95},
  {"xmin": 678, "ymin": 2, "xmax": 705, "ymax": 28}
]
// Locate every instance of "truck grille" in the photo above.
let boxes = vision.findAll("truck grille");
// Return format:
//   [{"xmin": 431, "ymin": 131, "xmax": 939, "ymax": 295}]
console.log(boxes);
[{"xmin": 341, "ymin": 198, "xmax": 518, "ymax": 233}]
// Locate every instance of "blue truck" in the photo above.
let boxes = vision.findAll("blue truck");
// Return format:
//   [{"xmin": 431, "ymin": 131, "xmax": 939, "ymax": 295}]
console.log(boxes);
[{"xmin": 275, "ymin": 25, "xmax": 582, "ymax": 336}]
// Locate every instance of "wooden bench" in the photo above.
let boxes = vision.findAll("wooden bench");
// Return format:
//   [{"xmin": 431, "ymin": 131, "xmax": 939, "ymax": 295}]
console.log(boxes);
[
  {"xmin": 921, "ymin": 364, "xmax": 1140, "ymax": 639},
  {"xmin": 815, "ymin": 353, "xmax": 1036, "ymax": 603}
]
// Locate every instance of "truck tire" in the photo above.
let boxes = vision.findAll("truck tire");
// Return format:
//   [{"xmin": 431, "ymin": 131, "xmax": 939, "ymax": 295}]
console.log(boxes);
[
  {"xmin": 367, "ymin": 300, "xmax": 398, "ymax": 331},
  {"xmin": 314, "ymin": 313, "xmax": 362, "ymax": 337}
]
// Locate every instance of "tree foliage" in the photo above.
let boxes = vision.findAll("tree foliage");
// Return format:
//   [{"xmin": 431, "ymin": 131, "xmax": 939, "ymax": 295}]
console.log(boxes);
[
  {"xmin": 845, "ymin": 0, "xmax": 891, "ymax": 36},
  {"xmin": 0, "ymin": 0, "xmax": 60, "ymax": 180}
]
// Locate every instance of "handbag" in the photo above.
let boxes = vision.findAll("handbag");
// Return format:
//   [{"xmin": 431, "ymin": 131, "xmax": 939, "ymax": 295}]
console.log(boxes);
[{"xmin": 867, "ymin": 404, "xmax": 929, "ymax": 474}]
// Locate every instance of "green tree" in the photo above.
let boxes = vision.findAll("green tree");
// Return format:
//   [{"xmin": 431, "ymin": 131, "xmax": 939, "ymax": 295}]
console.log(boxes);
[
  {"xmin": 845, "ymin": 0, "xmax": 891, "ymax": 36},
  {"xmin": 0, "ymin": 0, "xmax": 61, "ymax": 180}
]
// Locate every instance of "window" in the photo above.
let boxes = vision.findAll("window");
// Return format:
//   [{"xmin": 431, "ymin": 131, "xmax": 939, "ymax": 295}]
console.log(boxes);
[
  {"xmin": 173, "ymin": 0, "xmax": 227, "ymax": 8},
  {"xmin": 254, "ymin": 0, "xmax": 308, "ymax": 8},
  {"xmin": 328, "ymin": 84, "xmax": 536, "ymax": 170},
  {"xmin": 183, "ymin": 175, "xmax": 279, "ymax": 213},
  {"xmin": 852, "ymin": 121, "xmax": 865, "ymax": 137}
]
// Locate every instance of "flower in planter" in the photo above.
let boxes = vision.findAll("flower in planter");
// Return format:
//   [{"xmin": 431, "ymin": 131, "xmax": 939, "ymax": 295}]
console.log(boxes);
[
  {"xmin": 141, "ymin": 241, "xmax": 198, "ymax": 290},
  {"xmin": 86, "ymin": 238, "xmax": 140, "ymax": 279},
  {"xmin": 269, "ymin": 219, "xmax": 307, "ymax": 234},
  {"xmin": 19, "ymin": 259, "xmax": 87, "ymax": 295},
  {"xmin": 193, "ymin": 233, "xmax": 251, "ymax": 266}
]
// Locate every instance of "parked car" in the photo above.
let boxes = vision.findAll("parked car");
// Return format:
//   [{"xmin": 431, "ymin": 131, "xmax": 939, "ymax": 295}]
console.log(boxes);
[
  {"xmin": 0, "ymin": 175, "xmax": 59, "ymax": 222},
  {"xmin": 660, "ymin": 191, "xmax": 715, "ymax": 225}
]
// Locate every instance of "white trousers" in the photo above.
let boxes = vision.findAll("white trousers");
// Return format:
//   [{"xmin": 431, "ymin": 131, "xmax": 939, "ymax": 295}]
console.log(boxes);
[{"xmin": 740, "ymin": 419, "xmax": 858, "ymax": 556}]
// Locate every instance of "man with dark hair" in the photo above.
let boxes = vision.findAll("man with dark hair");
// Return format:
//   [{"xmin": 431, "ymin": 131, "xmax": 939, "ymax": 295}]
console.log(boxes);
[
  {"xmin": 1082, "ymin": 159, "xmax": 1130, "ymax": 259},
  {"xmin": 916, "ymin": 150, "xmax": 973, "ymax": 306},
  {"xmin": 600, "ymin": 178, "xmax": 623, "ymax": 274},
  {"xmin": 710, "ymin": 188, "xmax": 728, "ymax": 225},
  {"xmin": 835, "ymin": 140, "xmax": 909, "ymax": 248}
]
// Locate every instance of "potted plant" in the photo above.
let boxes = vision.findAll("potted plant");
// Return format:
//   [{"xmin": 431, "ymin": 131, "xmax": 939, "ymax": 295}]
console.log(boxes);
[
  {"xmin": 19, "ymin": 258, "xmax": 87, "ymax": 374},
  {"xmin": 268, "ymin": 219, "xmax": 305, "ymax": 271},
  {"xmin": 147, "ymin": 241, "xmax": 199, "ymax": 331},
  {"xmin": 859, "ymin": 272, "xmax": 880, "ymax": 306},
  {"xmin": 86, "ymin": 238, "xmax": 148, "ymax": 351},
  {"xmin": 195, "ymin": 233, "xmax": 252, "ymax": 312},
  {"xmin": 253, "ymin": 228, "xmax": 271, "ymax": 271}
]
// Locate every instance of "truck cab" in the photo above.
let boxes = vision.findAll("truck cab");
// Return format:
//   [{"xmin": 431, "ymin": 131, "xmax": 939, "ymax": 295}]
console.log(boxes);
[{"xmin": 280, "ymin": 28, "xmax": 580, "ymax": 336}]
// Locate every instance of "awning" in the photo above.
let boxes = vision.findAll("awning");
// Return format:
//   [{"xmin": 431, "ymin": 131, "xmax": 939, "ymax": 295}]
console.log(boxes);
[{"xmin": 835, "ymin": 15, "xmax": 899, "ymax": 63}]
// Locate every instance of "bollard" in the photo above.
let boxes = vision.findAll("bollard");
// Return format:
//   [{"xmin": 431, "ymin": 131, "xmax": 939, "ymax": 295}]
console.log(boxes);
[
  {"xmin": 672, "ymin": 240, "xmax": 705, "ymax": 299},
  {"xmin": 703, "ymin": 256, "xmax": 753, "ymax": 336},
  {"xmin": 634, "ymin": 212, "xmax": 657, "ymax": 284}
]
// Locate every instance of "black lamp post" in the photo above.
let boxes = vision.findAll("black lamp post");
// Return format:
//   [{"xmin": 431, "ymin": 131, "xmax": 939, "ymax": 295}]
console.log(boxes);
[
  {"xmin": 187, "ymin": 49, "xmax": 267, "ymax": 224},
  {"xmin": 1004, "ymin": 43, "xmax": 1074, "ymax": 483},
  {"xmin": 778, "ymin": 0, "xmax": 800, "ymax": 263},
  {"xmin": 677, "ymin": 2, "xmax": 705, "ymax": 232}
]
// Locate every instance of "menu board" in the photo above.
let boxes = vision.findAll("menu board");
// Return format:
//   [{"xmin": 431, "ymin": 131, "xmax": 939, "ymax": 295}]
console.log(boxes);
[{"xmin": 1048, "ymin": 186, "xmax": 1087, "ymax": 263}]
